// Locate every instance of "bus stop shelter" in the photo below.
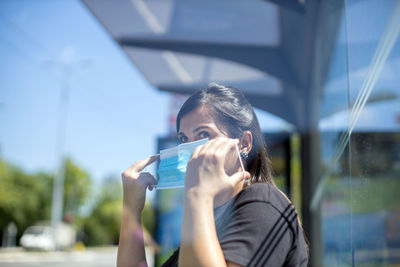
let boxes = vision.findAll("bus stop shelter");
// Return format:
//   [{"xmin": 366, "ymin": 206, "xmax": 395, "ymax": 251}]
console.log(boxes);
[{"xmin": 82, "ymin": 1, "xmax": 348, "ymax": 265}]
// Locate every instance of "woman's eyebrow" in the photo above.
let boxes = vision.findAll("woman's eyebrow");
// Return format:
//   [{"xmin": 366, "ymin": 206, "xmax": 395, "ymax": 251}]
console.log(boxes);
[{"xmin": 192, "ymin": 125, "xmax": 209, "ymax": 134}]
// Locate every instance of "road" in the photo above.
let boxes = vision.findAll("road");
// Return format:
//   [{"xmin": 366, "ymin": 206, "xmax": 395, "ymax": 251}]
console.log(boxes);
[{"xmin": 0, "ymin": 247, "xmax": 118, "ymax": 267}]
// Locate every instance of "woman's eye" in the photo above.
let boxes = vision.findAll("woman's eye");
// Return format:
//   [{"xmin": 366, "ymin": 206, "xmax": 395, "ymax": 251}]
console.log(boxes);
[
  {"xmin": 179, "ymin": 135, "xmax": 188, "ymax": 143},
  {"xmin": 198, "ymin": 131, "xmax": 210, "ymax": 139}
]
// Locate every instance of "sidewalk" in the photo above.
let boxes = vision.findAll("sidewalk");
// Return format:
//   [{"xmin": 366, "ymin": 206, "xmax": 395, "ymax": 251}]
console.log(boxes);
[{"xmin": 0, "ymin": 246, "xmax": 118, "ymax": 263}]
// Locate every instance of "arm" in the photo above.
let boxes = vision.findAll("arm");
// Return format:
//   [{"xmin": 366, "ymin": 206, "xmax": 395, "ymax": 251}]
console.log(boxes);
[
  {"xmin": 179, "ymin": 191, "xmax": 225, "ymax": 267},
  {"xmin": 180, "ymin": 194, "xmax": 246, "ymax": 267},
  {"xmin": 117, "ymin": 208, "xmax": 146, "ymax": 267},
  {"xmin": 178, "ymin": 138, "xmax": 249, "ymax": 267},
  {"xmin": 117, "ymin": 155, "xmax": 159, "ymax": 267}
]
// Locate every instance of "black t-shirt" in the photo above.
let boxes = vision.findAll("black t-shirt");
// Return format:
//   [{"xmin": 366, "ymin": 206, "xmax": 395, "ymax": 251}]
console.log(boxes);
[{"xmin": 162, "ymin": 183, "xmax": 309, "ymax": 267}]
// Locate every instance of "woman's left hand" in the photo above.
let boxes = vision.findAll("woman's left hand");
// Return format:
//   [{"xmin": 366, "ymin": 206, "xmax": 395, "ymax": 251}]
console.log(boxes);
[{"xmin": 184, "ymin": 137, "xmax": 250, "ymax": 201}]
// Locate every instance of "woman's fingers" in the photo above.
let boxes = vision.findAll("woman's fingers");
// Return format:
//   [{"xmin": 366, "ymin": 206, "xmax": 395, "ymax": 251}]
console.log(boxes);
[
  {"xmin": 209, "ymin": 138, "xmax": 239, "ymax": 165},
  {"xmin": 191, "ymin": 137, "xmax": 239, "ymax": 165},
  {"xmin": 137, "ymin": 172, "xmax": 158, "ymax": 188},
  {"xmin": 215, "ymin": 138, "xmax": 239, "ymax": 157},
  {"xmin": 230, "ymin": 171, "xmax": 251, "ymax": 185},
  {"xmin": 132, "ymin": 154, "xmax": 160, "ymax": 173},
  {"xmin": 188, "ymin": 137, "xmax": 242, "ymax": 180},
  {"xmin": 122, "ymin": 154, "xmax": 159, "ymax": 180},
  {"xmin": 191, "ymin": 145, "xmax": 202, "ymax": 160},
  {"xmin": 199, "ymin": 137, "xmax": 237, "ymax": 155},
  {"xmin": 121, "ymin": 155, "xmax": 159, "ymax": 214}
]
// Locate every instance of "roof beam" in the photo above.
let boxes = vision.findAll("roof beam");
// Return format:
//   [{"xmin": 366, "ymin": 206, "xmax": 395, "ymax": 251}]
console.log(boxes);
[
  {"xmin": 118, "ymin": 37, "xmax": 300, "ymax": 89},
  {"xmin": 264, "ymin": 0, "xmax": 306, "ymax": 13}
]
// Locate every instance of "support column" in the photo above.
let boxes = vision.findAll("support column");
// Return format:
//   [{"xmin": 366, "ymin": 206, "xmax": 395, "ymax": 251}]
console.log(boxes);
[{"xmin": 301, "ymin": 132, "xmax": 323, "ymax": 267}]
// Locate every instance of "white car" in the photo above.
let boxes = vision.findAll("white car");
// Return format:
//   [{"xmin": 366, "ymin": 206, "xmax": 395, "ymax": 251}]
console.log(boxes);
[
  {"xmin": 20, "ymin": 223, "xmax": 76, "ymax": 250},
  {"xmin": 20, "ymin": 225, "xmax": 55, "ymax": 250}
]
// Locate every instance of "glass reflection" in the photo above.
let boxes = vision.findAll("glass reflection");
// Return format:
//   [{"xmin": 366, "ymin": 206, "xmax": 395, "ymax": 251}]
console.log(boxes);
[{"xmin": 320, "ymin": 0, "xmax": 400, "ymax": 266}]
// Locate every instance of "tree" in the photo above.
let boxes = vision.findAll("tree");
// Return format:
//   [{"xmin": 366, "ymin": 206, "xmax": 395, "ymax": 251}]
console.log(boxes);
[
  {"xmin": 0, "ymin": 158, "xmax": 52, "ymax": 242},
  {"xmin": 0, "ymin": 157, "xmax": 92, "ymax": 245},
  {"xmin": 63, "ymin": 158, "xmax": 92, "ymax": 216},
  {"xmin": 82, "ymin": 176, "xmax": 123, "ymax": 245},
  {"xmin": 81, "ymin": 175, "xmax": 157, "ymax": 246}
]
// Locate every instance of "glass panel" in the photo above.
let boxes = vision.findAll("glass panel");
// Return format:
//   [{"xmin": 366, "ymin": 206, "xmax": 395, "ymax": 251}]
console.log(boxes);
[
  {"xmin": 320, "ymin": 0, "xmax": 400, "ymax": 266},
  {"xmin": 346, "ymin": 0, "xmax": 400, "ymax": 265},
  {"xmin": 319, "ymin": 4, "xmax": 352, "ymax": 265}
]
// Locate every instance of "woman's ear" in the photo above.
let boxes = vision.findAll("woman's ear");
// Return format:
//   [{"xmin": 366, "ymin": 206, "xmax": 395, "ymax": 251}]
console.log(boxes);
[{"xmin": 240, "ymin": 130, "xmax": 253, "ymax": 154}]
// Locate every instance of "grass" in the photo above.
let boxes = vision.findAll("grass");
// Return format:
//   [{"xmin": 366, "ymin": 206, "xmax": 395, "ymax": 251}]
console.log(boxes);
[{"xmin": 326, "ymin": 173, "xmax": 400, "ymax": 214}]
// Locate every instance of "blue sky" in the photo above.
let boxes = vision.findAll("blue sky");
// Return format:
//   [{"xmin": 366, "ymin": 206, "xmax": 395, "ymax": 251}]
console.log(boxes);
[{"xmin": 0, "ymin": 0, "xmax": 170, "ymax": 183}]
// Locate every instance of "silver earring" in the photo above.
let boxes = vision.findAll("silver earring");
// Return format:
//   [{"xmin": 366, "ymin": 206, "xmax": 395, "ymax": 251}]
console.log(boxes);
[{"xmin": 240, "ymin": 151, "xmax": 248, "ymax": 161}]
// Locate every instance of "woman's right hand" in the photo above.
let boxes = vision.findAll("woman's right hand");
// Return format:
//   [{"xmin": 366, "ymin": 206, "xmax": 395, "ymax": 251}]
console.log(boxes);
[{"xmin": 121, "ymin": 155, "xmax": 159, "ymax": 215}]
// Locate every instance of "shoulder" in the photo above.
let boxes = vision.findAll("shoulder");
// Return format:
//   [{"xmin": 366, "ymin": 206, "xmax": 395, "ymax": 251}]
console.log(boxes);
[
  {"xmin": 235, "ymin": 182, "xmax": 292, "ymax": 212},
  {"xmin": 219, "ymin": 182, "xmax": 299, "ymax": 235},
  {"xmin": 233, "ymin": 182, "xmax": 302, "ymax": 239},
  {"xmin": 217, "ymin": 183, "xmax": 308, "ymax": 266}
]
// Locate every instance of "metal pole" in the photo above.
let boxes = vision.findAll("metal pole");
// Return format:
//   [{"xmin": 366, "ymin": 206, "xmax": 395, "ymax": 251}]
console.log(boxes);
[
  {"xmin": 50, "ymin": 76, "xmax": 70, "ymax": 250},
  {"xmin": 46, "ymin": 58, "xmax": 90, "ymax": 250}
]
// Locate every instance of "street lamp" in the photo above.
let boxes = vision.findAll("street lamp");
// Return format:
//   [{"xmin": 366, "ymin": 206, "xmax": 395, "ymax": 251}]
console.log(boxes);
[{"xmin": 44, "ymin": 58, "xmax": 91, "ymax": 250}]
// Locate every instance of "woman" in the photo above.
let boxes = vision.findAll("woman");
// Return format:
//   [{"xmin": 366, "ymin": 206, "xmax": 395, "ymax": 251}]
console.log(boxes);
[{"xmin": 117, "ymin": 84, "xmax": 309, "ymax": 267}]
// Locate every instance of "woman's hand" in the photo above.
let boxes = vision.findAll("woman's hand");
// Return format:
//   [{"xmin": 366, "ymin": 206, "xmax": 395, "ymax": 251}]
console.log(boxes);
[
  {"xmin": 184, "ymin": 137, "xmax": 250, "ymax": 203},
  {"xmin": 118, "ymin": 155, "xmax": 159, "ymax": 267},
  {"xmin": 179, "ymin": 137, "xmax": 250, "ymax": 266},
  {"xmin": 121, "ymin": 155, "xmax": 159, "ymax": 214}
]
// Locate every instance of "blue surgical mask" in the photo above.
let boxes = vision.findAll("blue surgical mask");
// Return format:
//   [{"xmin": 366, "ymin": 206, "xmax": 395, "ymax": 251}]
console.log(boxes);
[
  {"xmin": 157, "ymin": 138, "xmax": 209, "ymax": 189},
  {"xmin": 157, "ymin": 138, "xmax": 247, "ymax": 190}
]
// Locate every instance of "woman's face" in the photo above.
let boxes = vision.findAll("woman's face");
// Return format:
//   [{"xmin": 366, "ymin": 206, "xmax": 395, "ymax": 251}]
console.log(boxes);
[
  {"xmin": 178, "ymin": 105, "xmax": 244, "ymax": 204},
  {"xmin": 178, "ymin": 106, "xmax": 227, "ymax": 144}
]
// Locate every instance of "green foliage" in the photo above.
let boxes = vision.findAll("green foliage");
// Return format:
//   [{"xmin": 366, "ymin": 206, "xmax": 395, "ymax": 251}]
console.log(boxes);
[
  {"xmin": 63, "ymin": 158, "xmax": 91, "ymax": 215},
  {"xmin": 82, "ymin": 177, "xmax": 123, "ymax": 246},
  {"xmin": 0, "ymin": 159, "xmax": 52, "ymax": 238},
  {"xmin": 81, "ymin": 176, "xmax": 157, "ymax": 247},
  {"xmin": 325, "ymin": 175, "xmax": 400, "ymax": 214},
  {"xmin": 0, "ymin": 157, "xmax": 92, "ymax": 244},
  {"xmin": 348, "ymin": 177, "xmax": 400, "ymax": 213},
  {"xmin": 0, "ymin": 157, "xmax": 156, "ymax": 247}
]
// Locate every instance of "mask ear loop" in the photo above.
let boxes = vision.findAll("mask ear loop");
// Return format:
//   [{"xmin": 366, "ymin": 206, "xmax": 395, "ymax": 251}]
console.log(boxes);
[{"xmin": 235, "ymin": 143, "xmax": 249, "ymax": 181}]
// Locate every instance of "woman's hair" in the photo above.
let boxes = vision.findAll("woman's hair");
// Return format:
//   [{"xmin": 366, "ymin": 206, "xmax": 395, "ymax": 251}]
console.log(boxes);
[{"xmin": 176, "ymin": 83, "xmax": 275, "ymax": 186}]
